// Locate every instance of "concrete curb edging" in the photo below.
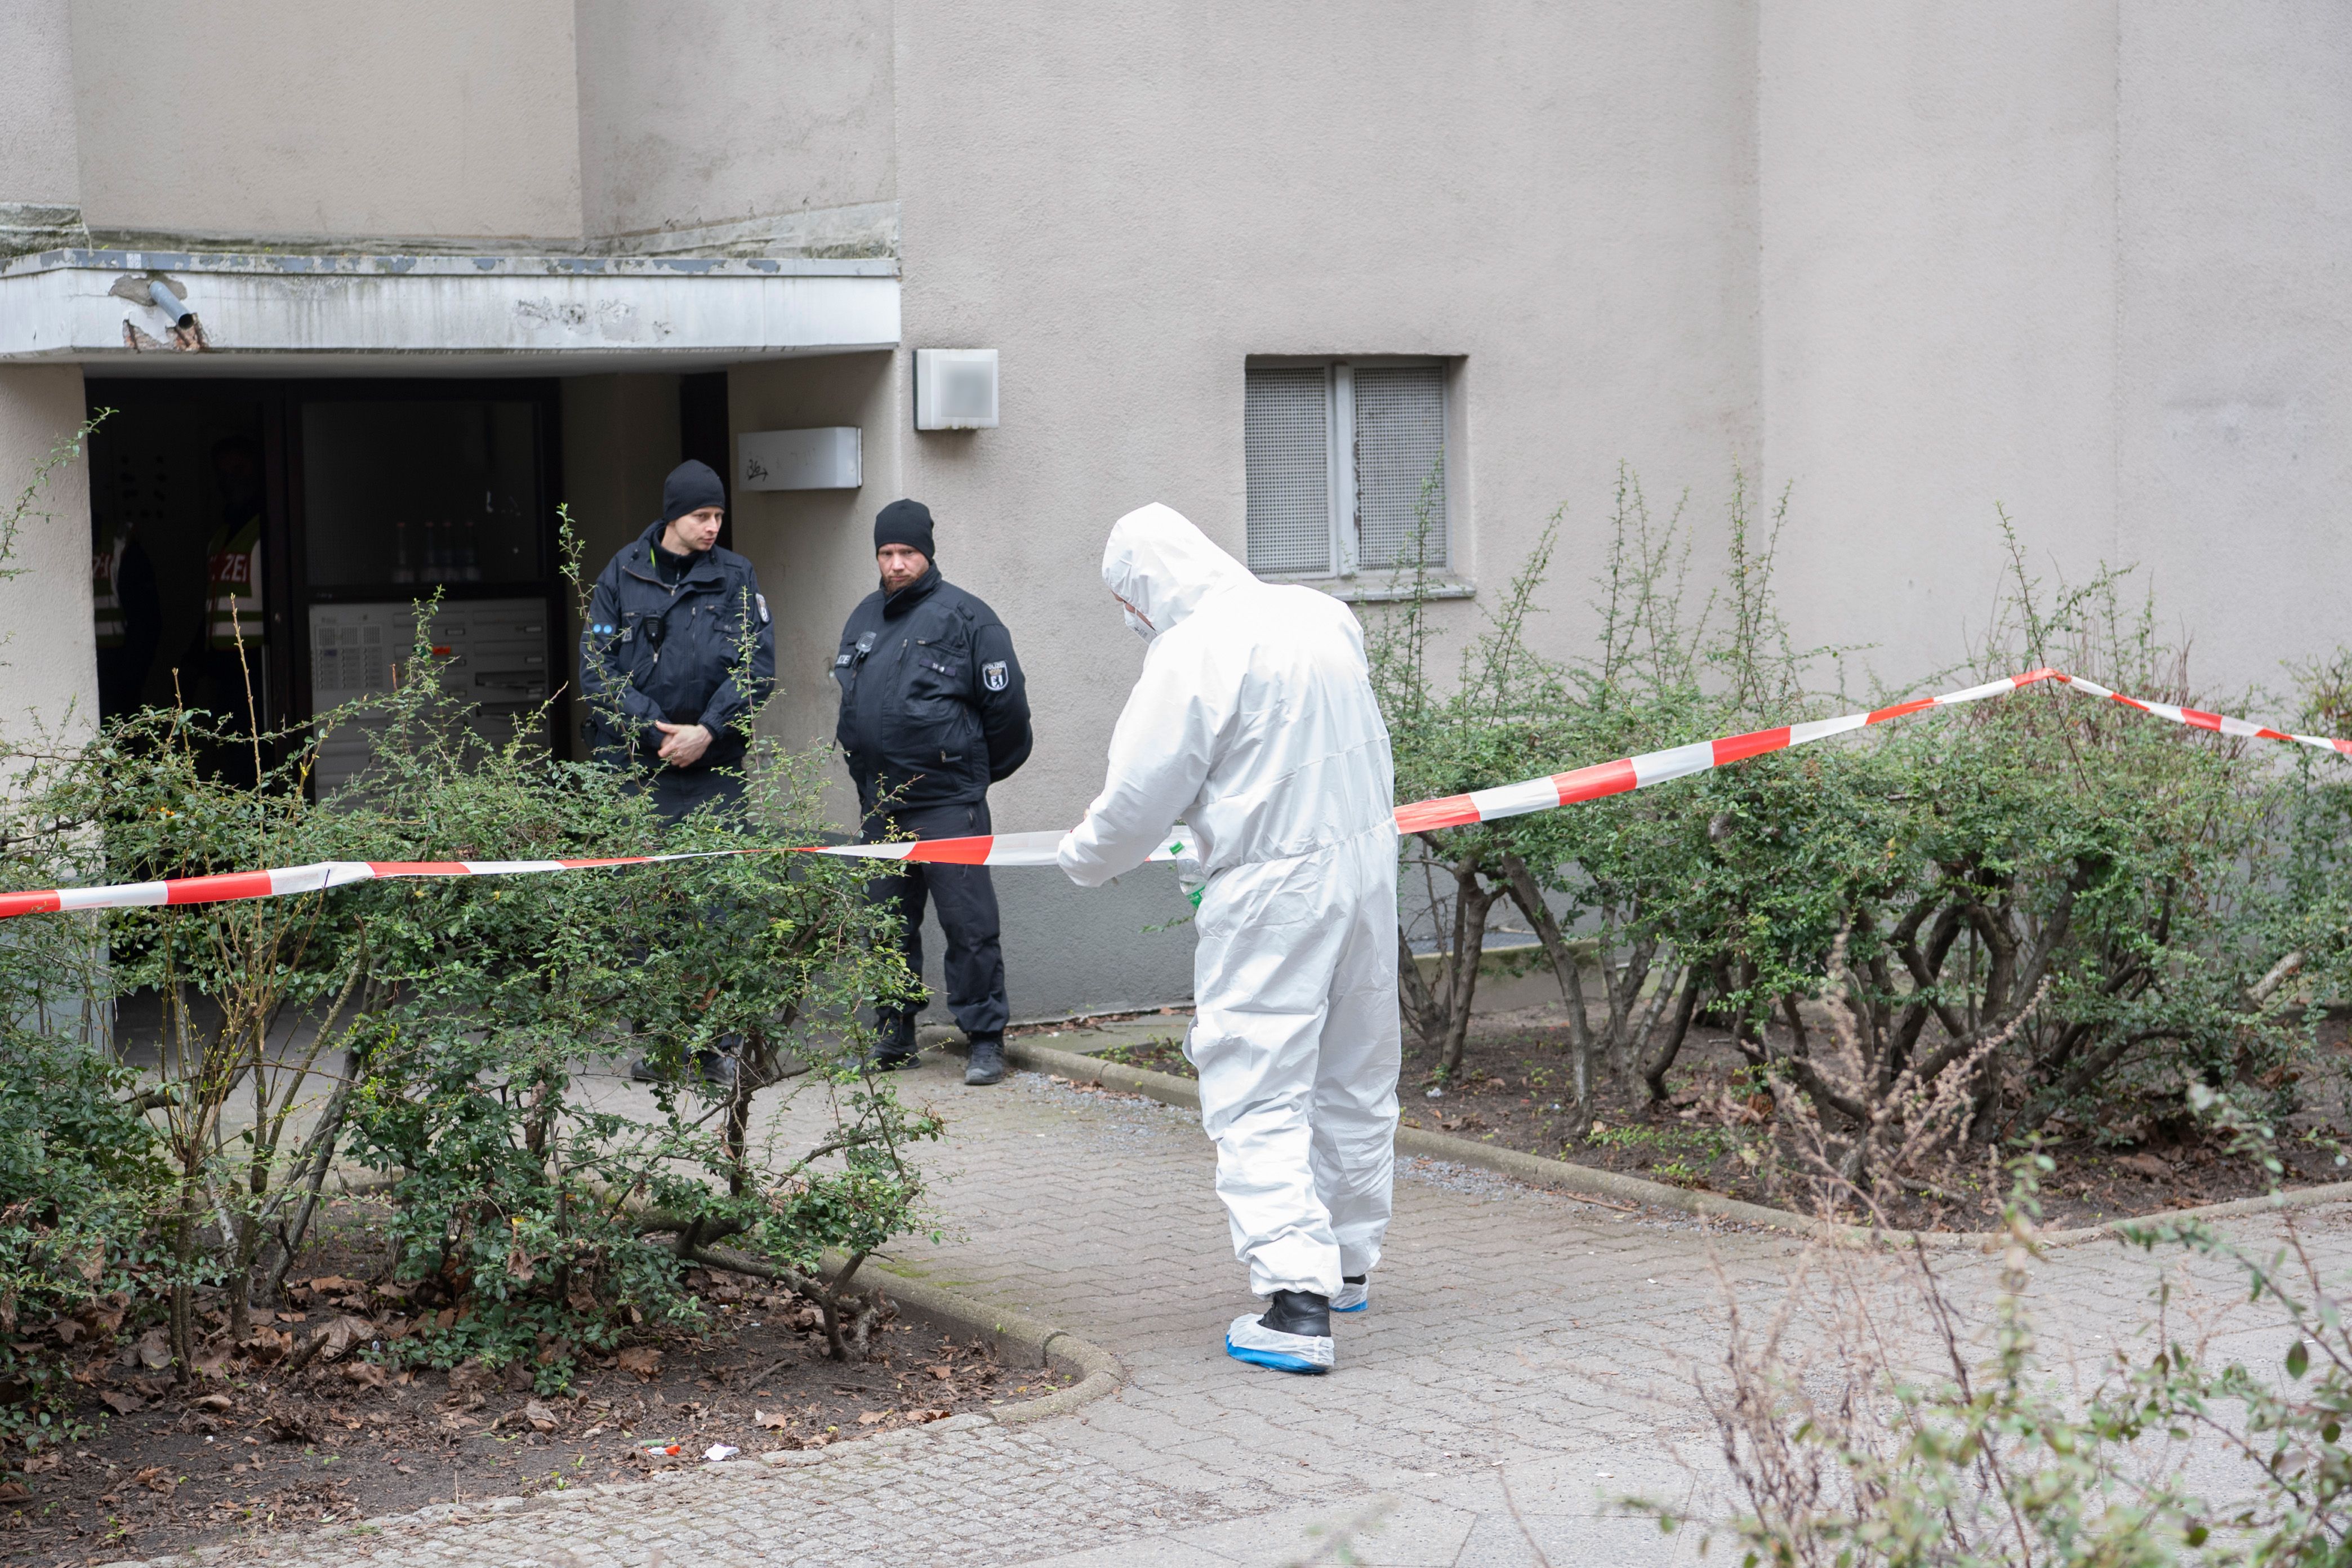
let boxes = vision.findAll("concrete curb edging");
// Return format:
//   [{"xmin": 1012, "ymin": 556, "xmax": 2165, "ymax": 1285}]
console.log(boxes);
[
  {"xmin": 847, "ymin": 1257, "xmax": 1122, "ymax": 1425},
  {"xmin": 992, "ymin": 1037, "xmax": 2352, "ymax": 1252}
]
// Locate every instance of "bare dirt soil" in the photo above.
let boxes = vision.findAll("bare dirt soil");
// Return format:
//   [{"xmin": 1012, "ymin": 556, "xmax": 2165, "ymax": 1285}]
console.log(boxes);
[
  {"xmin": 0, "ymin": 1211, "xmax": 1071, "ymax": 1568},
  {"xmin": 1030, "ymin": 1010, "xmax": 2350, "ymax": 1233}
]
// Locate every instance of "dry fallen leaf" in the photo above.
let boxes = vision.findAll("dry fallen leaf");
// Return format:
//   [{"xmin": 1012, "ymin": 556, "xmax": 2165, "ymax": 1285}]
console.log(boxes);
[
  {"xmin": 522, "ymin": 1399, "xmax": 559, "ymax": 1432},
  {"xmin": 754, "ymin": 1409, "xmax": 791, "ymax": 1429},
  {"xmin": 193, "ymin": 1393, "xmax": 233, "ymax": 1413},
  {"xmin": 99, "ymin": 1389, "xmax": 144, "ymax": 1415},
  {"xmin": 926, "ymin": 1365, "xmax": 954, "ymax": 1381},
  {"xmin": 614, "ymin": 1346, "xmax": 662, "ymax": 1380},
  {"xmin": 0, "ymin": 1482, "xmax": 25, "ymax": 1502},
  {"xmin": 132, "ymin": 1464, "xmax": 176, "ymax": 1495},
  {"xmin": 856, "ymin": 1410, "xmax": 886, "ymax": 1426},
  {"xmin": 132, "ymin": 1328, "xmax": 171, "ymax": 1370},
  {"xmin": 2115, "ymin": 1152, "xmax": 2173, "ymax": 1180},
  {"xmin": 313, "ymin": 1315, "xmax": 376, "ymax": 1363},
  {"xmin": 341, "ymin": 1361, "xmax": 387, "ymax": 1389}
]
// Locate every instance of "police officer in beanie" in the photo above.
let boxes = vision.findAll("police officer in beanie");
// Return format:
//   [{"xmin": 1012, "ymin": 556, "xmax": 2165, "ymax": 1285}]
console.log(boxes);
[
  {"xmin": 581, "ymin": 459, "xmax": 776, "ymax": 823},
  {"xmin": 834, "ymin": 499, "xmax": 1032, "ymax": 1084}
]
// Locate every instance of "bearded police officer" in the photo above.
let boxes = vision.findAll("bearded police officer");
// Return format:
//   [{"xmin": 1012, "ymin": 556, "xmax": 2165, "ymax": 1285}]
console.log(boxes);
[
  {"xmin": 581, "ymin": 460, "xmax": 776, "ymax": 823},
  {"xmin": 834, "ymin": 499, "xmax": 1032, "ymax": 1085}
]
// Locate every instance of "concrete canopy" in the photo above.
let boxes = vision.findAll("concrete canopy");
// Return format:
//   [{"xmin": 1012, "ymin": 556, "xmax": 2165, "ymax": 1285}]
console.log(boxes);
[{"xmin": 0, "ymin": 249, "xmax": 900, "ymax": 376}]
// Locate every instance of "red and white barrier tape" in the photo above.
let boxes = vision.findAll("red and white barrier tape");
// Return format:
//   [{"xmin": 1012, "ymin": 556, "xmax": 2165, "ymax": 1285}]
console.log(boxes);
[
  {"xmin": 3, "ymin": 669, "xmax": 2343, "ymax": 921},
  {"xmin": 1394, "ymin": 666, "xmax": 2351, "ymax": 834}
]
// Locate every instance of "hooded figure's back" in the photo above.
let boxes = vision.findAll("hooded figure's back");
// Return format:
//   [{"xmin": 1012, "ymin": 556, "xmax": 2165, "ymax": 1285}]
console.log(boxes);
[{"xmin": 1060, "ymin": 503, "xmax": 1396, "ymax": 884}]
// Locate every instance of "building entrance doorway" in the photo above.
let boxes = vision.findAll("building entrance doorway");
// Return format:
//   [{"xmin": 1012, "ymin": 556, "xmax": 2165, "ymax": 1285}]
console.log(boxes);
[{"xmin": 84, "ymin": 380, "xmax": 565, "ymax": 793}]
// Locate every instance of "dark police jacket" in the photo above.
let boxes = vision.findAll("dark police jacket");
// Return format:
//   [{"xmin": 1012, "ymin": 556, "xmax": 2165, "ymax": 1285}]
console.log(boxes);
[
  {"xmin": 581, "ymin": 519, "xmax": 776, "ymax": 774},
  {"xmin": 833, "ymin": 565, "xmax": 1031, "ymax": 813}
]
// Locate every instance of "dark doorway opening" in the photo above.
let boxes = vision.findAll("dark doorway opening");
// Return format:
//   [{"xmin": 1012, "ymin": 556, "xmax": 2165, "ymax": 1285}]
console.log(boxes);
[
  {"xmin": 679, "ymin": 370, "xmax": 733, "ymax": 551},
  {"xmin": 85, "ymin": 378, "xmax": 566, "ymax": 793}
]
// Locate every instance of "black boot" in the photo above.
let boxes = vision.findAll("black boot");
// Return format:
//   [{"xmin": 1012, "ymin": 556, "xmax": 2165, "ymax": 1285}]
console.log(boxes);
[
  {"xmin": 964, "ymin": 1034, "xmax": 1006, "ymax": 1086},
  {"xmin": 868, "ymin": 1012, "xmax": 919, "ymax": 1072},
  {"xmin": 1258, "ymin": 1288, "xmax": 1331, "ymax": 1338}
]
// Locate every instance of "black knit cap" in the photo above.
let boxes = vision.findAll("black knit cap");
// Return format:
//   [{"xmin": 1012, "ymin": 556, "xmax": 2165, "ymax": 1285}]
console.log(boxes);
[
  {"xmin": 874, "ymin": 497, "xmax": 935, "ymax": 559},
  {"xmin": 661, "ymin": 459, "xmax": 727, "ymax": 524}
]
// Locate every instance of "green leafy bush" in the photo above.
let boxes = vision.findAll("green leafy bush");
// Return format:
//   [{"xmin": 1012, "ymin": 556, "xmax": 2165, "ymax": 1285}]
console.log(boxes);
[
  {"xmin": 1376, "ymin": 474, "xmax": 2332, "ymax": 1203},
  {"xmin": 338, "ymin": 669, "xmax": 930, "ymax": 1387}
]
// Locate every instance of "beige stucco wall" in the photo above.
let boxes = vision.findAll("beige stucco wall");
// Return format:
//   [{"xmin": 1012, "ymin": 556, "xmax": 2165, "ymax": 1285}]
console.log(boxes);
[
  {"xmin": 0, "ymin": 0, "xmax": 79, "ymax": 205},
  {"xmin": 574, "ymin": 0, "xmax": 895, "ymax": 241},
  {"xmin": 1757, "ymin": 2, "xmax": 2352, "ymax": 705},
  {"xmin": 1757, "ymin": 2, "xmax": 2123, "ymax": 691},
  {"xmin": 0, "ymin": 367, "xmax": 97, "ymax": 746},
  {"xmin": 2114, "ymin": 3, "xmax": 2352, "ymax": 701},
  {"xmin": 68, "ymin": 0, "xmax": 581, "ymax": 243}
]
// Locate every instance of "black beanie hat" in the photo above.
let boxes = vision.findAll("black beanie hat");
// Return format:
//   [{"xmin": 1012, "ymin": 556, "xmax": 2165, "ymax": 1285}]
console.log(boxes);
[
  {"xmin": 661, "ymin": 460, "xmax": 727, "ymax": 524},
  {"xmin": 874, "ymin": 498, "xmax": 936, "ymax": 559}
]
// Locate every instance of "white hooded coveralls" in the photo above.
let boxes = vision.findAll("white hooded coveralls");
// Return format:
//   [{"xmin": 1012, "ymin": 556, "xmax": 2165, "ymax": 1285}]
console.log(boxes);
[{"xmin": 1059, "ymin": 504, "xmax": 1401, "ymax": 1299}]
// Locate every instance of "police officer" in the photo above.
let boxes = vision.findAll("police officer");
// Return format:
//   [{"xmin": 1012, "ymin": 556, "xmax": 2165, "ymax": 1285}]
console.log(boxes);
[
  {"xmin": 581, "ymin": 460, "xmax": 776, "ymax": 823},
  {"xmin": 834, "ymin": 499, "xmax": 1032, "ymax": 1085}
]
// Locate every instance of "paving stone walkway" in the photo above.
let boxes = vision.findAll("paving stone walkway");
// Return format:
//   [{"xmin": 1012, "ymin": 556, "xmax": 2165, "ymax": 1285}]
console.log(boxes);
[{"xmin": 118, "ymin": 1052, "xmax": 2352, "ymax": 1567}]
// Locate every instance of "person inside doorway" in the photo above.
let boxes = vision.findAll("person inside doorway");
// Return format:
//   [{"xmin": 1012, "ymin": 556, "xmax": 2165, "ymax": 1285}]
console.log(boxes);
[
  {"xmin": 92, "ymin": 509, "xmax": 159, "ymax": 719},
  {"xmin": 832, "ymin": 499, "xmax": 1032, "ymax": 1086},
  {"xmin": 191, "ymin": 436, "xmax": 266, "ymax": 760},
  {"xmin": 1057, "ymin": 502, "xmax": 1401, "ymax": 1377}
]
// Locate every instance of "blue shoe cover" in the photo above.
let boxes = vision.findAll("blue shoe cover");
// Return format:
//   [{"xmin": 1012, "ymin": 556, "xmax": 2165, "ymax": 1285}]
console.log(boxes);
[
  {"xmin": 1226, "ymin": 1313, "xmax": 1333, "ymax": 1374},
  {"xmin": 1331, "ymin": 1279, "xmax": 1369, "ymax": 1313}
]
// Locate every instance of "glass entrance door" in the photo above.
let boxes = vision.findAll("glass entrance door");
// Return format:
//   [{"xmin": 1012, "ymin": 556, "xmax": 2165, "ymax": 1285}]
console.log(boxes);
[{"xmin": 84, "ymin": 378, "xmax": 564, "ymax": 794}]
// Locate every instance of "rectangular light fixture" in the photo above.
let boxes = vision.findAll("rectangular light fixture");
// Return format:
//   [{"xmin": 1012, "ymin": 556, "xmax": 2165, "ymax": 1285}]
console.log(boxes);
[
  {"xmin": 915, "ymin": 348, "xmax": 999, "ymax": 430},
  {"xmin": 737, "ymin": 426, "xmax": 863, "ymax": 491}
]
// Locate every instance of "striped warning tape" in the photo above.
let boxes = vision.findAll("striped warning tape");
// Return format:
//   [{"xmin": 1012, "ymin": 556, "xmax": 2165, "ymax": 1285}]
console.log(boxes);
[
  {"xmin": 1393, "ymin": 666, "xmax": 2352, "ymax": 834},
  {"xmin": 2, "ymin": 669, "xmax": 2342, "ymax": 921}
]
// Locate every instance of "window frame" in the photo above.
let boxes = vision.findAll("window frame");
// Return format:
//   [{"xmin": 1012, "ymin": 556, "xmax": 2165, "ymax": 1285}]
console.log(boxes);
[{"xmin": 1244, "ymin": 355, "xmax": 1454, "ymax": 587}]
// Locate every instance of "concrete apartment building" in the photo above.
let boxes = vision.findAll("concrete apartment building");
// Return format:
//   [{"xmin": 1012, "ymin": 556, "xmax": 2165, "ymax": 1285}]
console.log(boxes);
[{"xmin": 1, "ymin": 3, "xmax": 2346, "ymax": 1019}]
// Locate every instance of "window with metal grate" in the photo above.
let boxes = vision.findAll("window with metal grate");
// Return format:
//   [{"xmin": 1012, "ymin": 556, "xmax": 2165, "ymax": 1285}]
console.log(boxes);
[
  {"xmin": 1351, "ymin": 366, "xmax": 1446, "ymax": 571},
  {"xmin": 1244, "ymin": 367, "xmax": 1333, "ymax": 574},
  {"xmin": 1244, "ymin": 360, "xmax": 1447, "ymax": 578}
]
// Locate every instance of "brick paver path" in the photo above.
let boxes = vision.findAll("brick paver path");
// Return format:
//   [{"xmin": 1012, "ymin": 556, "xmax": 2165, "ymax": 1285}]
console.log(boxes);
[{"xmin": 115, "ymin": 1054, "xmax": 2352, "ymax": 1567}]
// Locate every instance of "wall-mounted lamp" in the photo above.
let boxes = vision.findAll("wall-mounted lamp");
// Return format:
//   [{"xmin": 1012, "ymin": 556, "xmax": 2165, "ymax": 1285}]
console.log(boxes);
[{"xmin": 914, "ymin": 348, "xmax": 998, "ymax": 430}]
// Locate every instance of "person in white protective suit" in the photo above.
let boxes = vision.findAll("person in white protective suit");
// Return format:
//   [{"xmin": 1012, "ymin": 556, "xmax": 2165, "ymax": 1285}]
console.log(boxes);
[{"xmin": 1057, "ymin": 502, "xmax": 1401, "ymax": 1376}]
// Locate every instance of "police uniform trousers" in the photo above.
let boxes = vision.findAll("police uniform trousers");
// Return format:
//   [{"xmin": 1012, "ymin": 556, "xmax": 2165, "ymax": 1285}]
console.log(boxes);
[
  {"xmin": 648, "ymin": 762, "xmax": 745, "ymax": 825},
  {"xmin": 863, "ymin": 799, "xmax": 1009, "ymax": 1039}
]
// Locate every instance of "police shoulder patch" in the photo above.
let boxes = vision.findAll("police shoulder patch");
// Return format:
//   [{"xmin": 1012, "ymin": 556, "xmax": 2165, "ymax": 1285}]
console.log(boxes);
[
  {"xmin": 756, "ymin": 593, "xmax": 770, "ymax": 624},
  {"xmin": 981, "ymin": 660, "xmax": 1009, "ymax": 692}
]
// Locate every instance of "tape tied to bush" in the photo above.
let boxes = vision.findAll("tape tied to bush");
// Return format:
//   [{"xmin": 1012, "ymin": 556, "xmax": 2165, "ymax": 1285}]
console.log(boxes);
[{"xmin": 5, "ymin": 668, "xmax": 2343, "ymax": 920}]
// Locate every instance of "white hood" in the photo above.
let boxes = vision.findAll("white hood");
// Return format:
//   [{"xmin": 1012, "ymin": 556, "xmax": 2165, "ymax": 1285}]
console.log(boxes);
[{"xmin": 1101, "ymin": 502, "xmax": 1255, "ymax": 640}]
